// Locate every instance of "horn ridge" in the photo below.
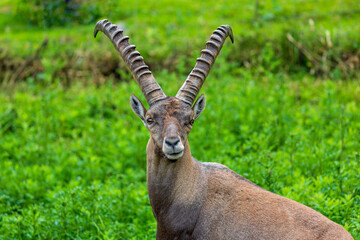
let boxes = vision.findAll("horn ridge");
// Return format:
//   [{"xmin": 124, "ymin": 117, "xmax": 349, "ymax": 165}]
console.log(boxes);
[
  {"xmin": 115, "ymin": 36, "xmax": 129, "ymax": 47},
  {"xmin": 206, "ymin": 40, "xmax": 221, "ymax": 50},
  {"xmin": 111, "ymin": 29, "xmax": 123, "ymax": 40},
  {"xmin": 176, "ymin": 25, "xmax": 234, "ymax": 105},
  {"xmin": 189, "ymin": 73, "xmax": 204, "ymax": 80},
  {"xmin": 94, "ymin": 19, "xmax": 166, "ymax": 106},
  {"xmin": 193, "ymin": 67, "xmax": 208, "ymax": 77},
  {"xmin": 210, "ymin": 34, "xmax": 222, "ymax": 43},
  {"xmin": 213, "ymin": 29, "xmax": 225, "ymax": 36}
]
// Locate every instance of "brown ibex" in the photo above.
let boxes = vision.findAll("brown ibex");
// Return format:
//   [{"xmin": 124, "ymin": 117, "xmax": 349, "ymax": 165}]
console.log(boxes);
[{"xmin": 94, "ymin": 19, "xmax": 353, "ymax": 240}]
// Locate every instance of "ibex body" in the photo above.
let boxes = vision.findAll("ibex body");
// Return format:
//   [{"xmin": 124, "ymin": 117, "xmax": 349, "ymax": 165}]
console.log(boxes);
[{"xmin": 95, "ymin": 19, "xmax": 353, "ymax": 240}]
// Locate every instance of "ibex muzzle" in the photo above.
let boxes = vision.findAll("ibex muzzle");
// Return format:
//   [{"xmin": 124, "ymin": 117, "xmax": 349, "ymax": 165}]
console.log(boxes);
[
  {"xmin": 95, "ymin": 20, "xmax": 353, "ymax": 240},
  {"xmin": 163, "ymin": 121, "xmax": 184, "ymax": 159}
]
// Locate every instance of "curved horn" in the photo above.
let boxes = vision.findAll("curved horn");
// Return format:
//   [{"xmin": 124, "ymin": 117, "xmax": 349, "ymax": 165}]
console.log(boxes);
[
  {"xmin": 176, "ymin": 25, "xmax": 234, "ymax": 105},
  {"xmin": 94, "ymin": 19, "xmax": 166, "ymax": 106}
]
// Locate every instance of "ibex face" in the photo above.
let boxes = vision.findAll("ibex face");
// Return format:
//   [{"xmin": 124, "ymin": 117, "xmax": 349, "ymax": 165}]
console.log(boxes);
[{"xmin": 130, "ymin": 95, "xmax": 205, "ymax": 160}]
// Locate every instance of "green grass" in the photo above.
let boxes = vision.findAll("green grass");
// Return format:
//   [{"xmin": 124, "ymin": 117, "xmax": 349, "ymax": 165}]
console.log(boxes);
[{"xmin": 0, "ymin": 68, "xmax": 359, "ymax": 238}]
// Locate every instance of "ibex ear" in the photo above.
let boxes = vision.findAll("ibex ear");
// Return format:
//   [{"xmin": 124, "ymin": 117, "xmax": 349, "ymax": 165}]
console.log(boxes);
[
  {"xmin": 192, "ymin": 94, "xmax": 206, "ymax": 120},
  {"xmin": 130, "ymin": 94, "xmax": 147, "ymax": 122}
]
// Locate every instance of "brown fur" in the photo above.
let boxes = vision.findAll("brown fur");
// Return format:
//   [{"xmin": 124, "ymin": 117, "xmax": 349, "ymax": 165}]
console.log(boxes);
[
  {"xmin": 135, "ymin": 97, "xmax": 353, "ymax": 240},
  {"xmin": 164, "ymin": 98, "xmax": 181, "ymax": 115}
]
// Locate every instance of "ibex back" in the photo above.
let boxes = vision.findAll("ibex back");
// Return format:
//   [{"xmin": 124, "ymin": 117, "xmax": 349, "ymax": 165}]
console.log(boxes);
[{"xmin": 94, "ymin": 19, "xmax": 353, "ymax": 240}]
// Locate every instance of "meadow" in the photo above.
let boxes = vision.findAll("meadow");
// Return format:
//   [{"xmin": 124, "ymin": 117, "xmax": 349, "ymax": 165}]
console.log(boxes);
[{"xmin": 0, "ymin": 0, "xmax": 360, "ymax": 239}]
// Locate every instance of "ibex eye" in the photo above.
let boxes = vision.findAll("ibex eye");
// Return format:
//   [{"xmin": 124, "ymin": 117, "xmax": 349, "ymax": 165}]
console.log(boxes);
[
  {"xmin": 146, "ymin": 118, "xmax": 154, "ymax": 124},
  {"xmin": 189, "ymin": 119, "xmax": 195, "ymax": 125}
]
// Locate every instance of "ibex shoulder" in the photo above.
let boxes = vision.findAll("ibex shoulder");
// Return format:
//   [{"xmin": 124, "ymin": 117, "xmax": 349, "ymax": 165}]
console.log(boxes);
[
  {"xmin": 199, "ymin": 161, "xmax": 261, "ymax": 189},
  {"xmin": 194, "ymin": 161, "xmax": 352, "ymax": 240}
]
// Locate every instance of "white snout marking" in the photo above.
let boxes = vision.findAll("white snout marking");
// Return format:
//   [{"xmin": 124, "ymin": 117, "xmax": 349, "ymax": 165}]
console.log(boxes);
[
  {"xmin": 162, "ymin": 138, "xmax": 185, "ymax": 160},
  {"xmin": 166, "ymin": 151, "xmax": 184, "ymax": 160}
]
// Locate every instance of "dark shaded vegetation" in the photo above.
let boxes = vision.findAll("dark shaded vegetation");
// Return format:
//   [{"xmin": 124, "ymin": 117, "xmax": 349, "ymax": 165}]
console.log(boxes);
[{"xmin": 0, "ymin": 0, "xmax": 359, "ymax": 86}]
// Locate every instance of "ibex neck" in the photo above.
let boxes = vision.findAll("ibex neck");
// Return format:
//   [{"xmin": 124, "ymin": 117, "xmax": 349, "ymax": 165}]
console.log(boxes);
[{"xmin": 146, "ymin": 138, "xmax": 204, "ymax": 220}]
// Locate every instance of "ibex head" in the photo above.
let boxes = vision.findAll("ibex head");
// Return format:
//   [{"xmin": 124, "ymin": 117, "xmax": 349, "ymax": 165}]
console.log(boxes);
[
  {"xmin": 130, "ymin": 95, "xmax": 205, "ymax": 159},
  {"xmin": 94, "ymin": 19, "xmax": 233, "ymax": 160}
]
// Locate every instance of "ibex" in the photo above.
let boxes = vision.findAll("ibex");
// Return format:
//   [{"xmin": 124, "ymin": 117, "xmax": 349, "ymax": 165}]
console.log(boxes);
[{"xmin": 94, "ymin": 19, "xmax": 353, "ymax": 240}]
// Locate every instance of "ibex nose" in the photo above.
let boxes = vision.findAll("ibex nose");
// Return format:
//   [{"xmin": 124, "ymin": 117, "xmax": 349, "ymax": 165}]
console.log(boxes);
[{"xmin": 165, "ymin": 138, "xmax": 180, "ymax": 148}]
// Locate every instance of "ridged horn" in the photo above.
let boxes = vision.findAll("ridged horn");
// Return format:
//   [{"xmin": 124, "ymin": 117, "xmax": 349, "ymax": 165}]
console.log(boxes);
[
  {"xmin": 176, "ymin": 25, "xmax": 234, "ymax": 105},
  {"xmin": 94, "ymin": 19, "xmax": 166, "ymax": 106}
]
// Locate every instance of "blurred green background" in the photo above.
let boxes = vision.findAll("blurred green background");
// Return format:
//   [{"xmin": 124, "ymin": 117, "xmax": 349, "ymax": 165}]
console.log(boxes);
[{"xmin": 0, "ymin": 0, "xmax": 359, "ymax": 239}]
